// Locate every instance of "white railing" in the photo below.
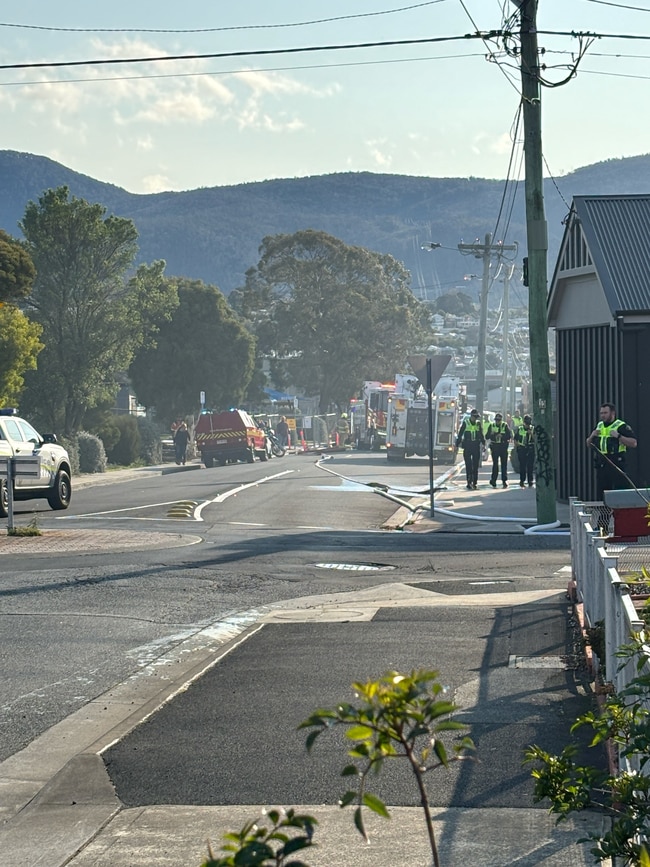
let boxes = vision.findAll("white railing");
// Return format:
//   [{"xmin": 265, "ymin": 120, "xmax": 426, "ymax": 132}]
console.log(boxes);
[
  {"xmin": 570, "ymin": 499, "xmax": 650, "ymax": 773},
  {"xmin": 570, "ymin": 498, "xmax": 645, "ymax": 694}
]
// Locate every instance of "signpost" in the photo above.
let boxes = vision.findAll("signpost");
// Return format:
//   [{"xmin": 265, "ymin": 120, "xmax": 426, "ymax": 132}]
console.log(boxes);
[
  {"xmin": 407, "ymin": 355, "xmax": 452, "ymax": 519},
  {"xmin": 0, "ymin": 456, "xmax": 41, "ymax": 531}
]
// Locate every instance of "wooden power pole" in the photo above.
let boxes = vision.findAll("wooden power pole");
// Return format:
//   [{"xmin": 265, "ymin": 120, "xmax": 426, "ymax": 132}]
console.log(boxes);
[
  {"xmin": 458, "ymin": 235, "xmax": 516, "ymax": 416},
  {"xmin": 518, "ymin": 0, "xmax": 557, "ymax": 524}
]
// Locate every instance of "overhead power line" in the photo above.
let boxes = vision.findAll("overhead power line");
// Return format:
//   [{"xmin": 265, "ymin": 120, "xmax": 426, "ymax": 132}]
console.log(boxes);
[
  {"xmin": 0, "ymin": 2, "xmax": 448, "ymax": 34},
  {"xmin": 0, "ymin": 33, "xmax": 506, "ymax": 71},
  {"xmin": 0, "ymin": 52, "xmax": 488, "ymax": 89},
  {"xmin": 1, "ymin": 28, "xmax": 648, "ymax": 74},
  {"xmin": 585, "ymin": 0, "xmax": 650, "ymax": 10}
]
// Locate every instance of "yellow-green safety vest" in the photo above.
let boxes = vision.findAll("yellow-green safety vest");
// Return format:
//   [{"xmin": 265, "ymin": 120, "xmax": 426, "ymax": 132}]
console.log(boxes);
[
  {"xmin": 596, "ymin": 419, "xmax": 626, "ymax": 455},
  {"xmin": 516, "ymin": 424, "xmax": 534, "ymax": 447}
]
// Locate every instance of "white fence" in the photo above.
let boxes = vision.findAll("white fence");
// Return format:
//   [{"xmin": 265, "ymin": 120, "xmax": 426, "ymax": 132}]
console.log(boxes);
[
  {"xmin": 570, "ymin": 498, "xmax": 650, "ymax": 774},
  {"xmin": 570, "ymin": 498, "xmax": 647, "ymax": 693}
]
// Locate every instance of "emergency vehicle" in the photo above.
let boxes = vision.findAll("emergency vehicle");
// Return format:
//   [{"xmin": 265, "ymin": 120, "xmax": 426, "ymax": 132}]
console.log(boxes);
[
  {"xmin": 0, "ymin": 408, "xmax": 71, "ymax": 517},
  {"xmin": 349, "ymin": 381, "xmax": 396, "ymax": 450},
  {"xmin": 195, "ymin": 409, "xmax": 271, "ymax": 467},
  {"xmin": 385, "ymin": 377, "xmax": 460, "ymax": 462}
]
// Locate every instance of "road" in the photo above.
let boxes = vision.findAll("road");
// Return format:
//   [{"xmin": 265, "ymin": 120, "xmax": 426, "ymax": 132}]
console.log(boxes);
[{"xmin": 0, "ymin": 452, "xmax": 569, "ymax": 764}]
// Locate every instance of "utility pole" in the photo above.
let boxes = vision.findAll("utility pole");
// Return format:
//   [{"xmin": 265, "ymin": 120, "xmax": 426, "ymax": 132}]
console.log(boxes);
[
  {"xmin": 458, "ymin": 235, "xmax": 517, "ymax": 416},
  {"xmin": 501, "ymin": 264, "xmax": 515, "ymax": 418},
  {"xmin": 518, "ymin": 0, "xmax": 557, "ymax": 524}
]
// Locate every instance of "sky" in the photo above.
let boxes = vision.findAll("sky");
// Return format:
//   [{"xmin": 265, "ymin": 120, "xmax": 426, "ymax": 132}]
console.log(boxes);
[{"xmin": 1, "ymin": 0, "xmax": 649, "ymax": 194}]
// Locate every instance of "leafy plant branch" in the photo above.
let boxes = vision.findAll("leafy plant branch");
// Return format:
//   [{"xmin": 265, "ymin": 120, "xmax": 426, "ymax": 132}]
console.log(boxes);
[
  {"xmin": 300, "ymin": 669, "xmax": 475, "ymax": 867},
  {"xmin": 201, "ymin": 808, "xmax": 317, "ymax": 867},
  {"xmin": 525, "ymin": 636, "xmax": 650, "ymax": 865}
]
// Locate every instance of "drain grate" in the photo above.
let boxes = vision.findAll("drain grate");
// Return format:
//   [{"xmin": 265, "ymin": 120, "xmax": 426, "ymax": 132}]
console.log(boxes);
[
  {"xmin": 312, "ymin": 562, "xmax": 397, "ymax": 572},
  {"xmin": 509, "ymin": 655, "xmax": 565, "ymax": 669}
]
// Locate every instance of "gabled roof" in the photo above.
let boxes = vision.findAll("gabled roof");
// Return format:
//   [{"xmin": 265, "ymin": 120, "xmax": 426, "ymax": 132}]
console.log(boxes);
[{"xmin": 548, "ymin": 194, "xmax": 650, "ymax": 319}]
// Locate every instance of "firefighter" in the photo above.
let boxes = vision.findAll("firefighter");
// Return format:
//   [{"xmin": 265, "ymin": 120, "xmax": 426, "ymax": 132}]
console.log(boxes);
[
  {"xmin": 336, "ymin": 413, "xmax": 350, "ymax": 445},
  {"xmin": 455, "ymin": 408, "xmax": 485, "ymax": 490},
  {"xmin": 514, "ymin": 414, "xmax": 535, "ymax": 487},
  {"xmin": 485, "ymin": 412, "xmax": 512, "ymax": 488}
]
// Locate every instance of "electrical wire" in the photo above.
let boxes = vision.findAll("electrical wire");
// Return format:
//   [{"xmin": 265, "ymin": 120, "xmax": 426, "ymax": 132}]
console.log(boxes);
[
  {"xmin": 456, "ymin": 0, "xmax": 522, "ymax": 94},
  {"xmin": 491, "ymin": 101, "xmax": 523, "ymax": 243},
  {"xmin": 584, "ymin": 0, "xmax": 650, "ymax": 10},
  {"xmin": 0, "ymin": 2, "xmax": 449, "ymax": 34},
  {"xmin": 0, "ymin": 33, "xmax": 506, "ymax": 72},
  {"xmin": 0, "ymin": 52, "xmax": 487, "ymax": 89}
]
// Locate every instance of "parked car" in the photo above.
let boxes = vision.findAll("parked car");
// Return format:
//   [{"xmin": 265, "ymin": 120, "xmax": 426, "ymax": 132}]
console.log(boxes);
[{"xmin": 0, "ymin": 409, "xmax": 72, "ymax": 517}]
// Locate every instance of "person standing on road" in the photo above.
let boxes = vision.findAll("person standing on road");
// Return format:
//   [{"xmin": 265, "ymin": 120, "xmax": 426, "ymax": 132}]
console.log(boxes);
[
  {"xmin": 336, "ymin": 413, "xmax": 350, "ymax": 446},
  {"xmin": 275, "ymin": 416, "xmax": 290, "ymax": 449},
  {"xmin": 586, "ymin": 402, "xmax": 637, "ymax": 500},
  {"xmin": 173, "ymin": 421, "xmax": 190, "ymax": 465},
  {"xmin": 455, "ymin": 408, "xmax": 485, "ymax": 490},
  {"xmin": 514, "ymin": 414, "xmax": 535, "ymax": 487},
  {"xmin": 485, "ymin": 413, "xmax": 512, "ymax": 488}
]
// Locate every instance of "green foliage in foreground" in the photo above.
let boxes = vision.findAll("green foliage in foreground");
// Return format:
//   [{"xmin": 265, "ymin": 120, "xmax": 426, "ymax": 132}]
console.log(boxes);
[
  {"xmin": 300, "ymin": 669, "xmax": 474, "ymax": 867},
  {"xmin": 201, "ymin": 808, "xmax": 317, "ymax": 867},
  {"xmin": 200, "ymin": 670, "xmax": 473, "ymax": 867},
  {"xmin": 525, "ymin": 636, "xmax": 650, "ymax": 866}
]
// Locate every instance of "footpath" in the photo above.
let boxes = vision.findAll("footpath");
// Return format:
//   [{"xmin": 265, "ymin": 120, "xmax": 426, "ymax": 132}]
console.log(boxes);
[{"xmin": 0, "ymin": 459, "xmax": 608, "ymax": 867}]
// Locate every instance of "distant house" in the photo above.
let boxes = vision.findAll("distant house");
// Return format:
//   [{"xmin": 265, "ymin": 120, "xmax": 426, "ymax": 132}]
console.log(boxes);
[{"xmin": 548, "ymin": 194, "xmax": 650, "ymax": 501}]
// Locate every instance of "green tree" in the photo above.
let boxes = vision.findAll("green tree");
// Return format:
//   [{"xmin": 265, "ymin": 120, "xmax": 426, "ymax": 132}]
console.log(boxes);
[
  {"xmin": 129, "ymin": 278, "xmax": 255, "ymax": 422},
  {"xmin": 0, "ymin": 229, "xmax": 36, "ymax": 304},
  {"xmin": 236, "ymin": 230, "xmax": 430, "ymax": 412},
  {"xmin": 433, "ymin": 290, "xmax": 476, "ymax": 316},
  {"xmin": 19, "ymin": 187, "xmax": 174, "ymax": 434},
  {"xmin": 0, "ymin": 305, "xmax": 43, "ymax": 407}
]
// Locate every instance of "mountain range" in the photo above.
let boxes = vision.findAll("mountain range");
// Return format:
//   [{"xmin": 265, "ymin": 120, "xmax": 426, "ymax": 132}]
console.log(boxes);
[{"xmin": 1, "ymin": 149, "xmax": 649, "ymax": 300}]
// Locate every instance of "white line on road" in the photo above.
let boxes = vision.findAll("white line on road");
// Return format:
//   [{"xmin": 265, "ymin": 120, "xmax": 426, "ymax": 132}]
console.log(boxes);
[{"xmin": 194, "ymin": 469, "xmax": 295, "ymax": 520}]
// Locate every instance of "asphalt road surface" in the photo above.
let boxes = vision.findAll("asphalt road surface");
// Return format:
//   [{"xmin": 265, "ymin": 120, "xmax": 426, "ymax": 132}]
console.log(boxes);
[{"xmin": 0, "ymin": 453, "xmax": 569, "ymax": 764}]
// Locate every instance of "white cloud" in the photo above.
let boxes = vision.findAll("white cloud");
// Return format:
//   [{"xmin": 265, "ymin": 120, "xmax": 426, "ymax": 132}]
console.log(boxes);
[
  {"xmin": 366, "ymin": 138, "xmax": 393, "ymax": 168},
  {"xmin": 136, "ymin": 135, "xmax": 154, "ymax": 151},
  {"xmin": 489, "ymin": 131, "xmax": 516, "ymax": 155},
  {"xmin": 141, "ymin": 174, "xmax": 171, "ymax": 193},
  {"xmin": 232, "ymin": 68, "xmax": 339, "ymax": 99}
]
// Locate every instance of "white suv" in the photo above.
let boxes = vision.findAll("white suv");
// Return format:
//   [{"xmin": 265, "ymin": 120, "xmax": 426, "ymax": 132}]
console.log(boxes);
[{"xmin": 0, "ymin": 409, "xmax": 72, "ymax": 517}]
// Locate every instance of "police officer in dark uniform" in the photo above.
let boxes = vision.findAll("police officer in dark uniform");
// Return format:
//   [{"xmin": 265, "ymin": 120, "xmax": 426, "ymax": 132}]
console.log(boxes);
[
  {"xmin": 455, "ymin": 408, "xmax": 485, "ymax": 490},
  {"xmin": 586, "ymin": 402, "xmax": 637, "ymax": 500},
  {"xmin": 514, "ymin": 414, "xmax": 535, "ymax": 488},
  {"xmin": 485, "ymin": 412, "xmax": 512, "ymax": 488}
]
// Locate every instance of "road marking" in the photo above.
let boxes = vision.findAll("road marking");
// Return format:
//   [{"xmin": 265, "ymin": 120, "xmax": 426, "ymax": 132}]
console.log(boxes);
[
  {"xmin": 59, "ymin": 469, "xmax": 294, "ymax": 522},
  {"xmin": 58, "ymin": 500, "xmax": 183, "ymax": 518},
  {"xmin": 194, "ymin": 469, "xmax": 294, "ymax": 520},
  {"xmin": 229, "ymin": 521, "xmax": 267, "ymax": 527}
]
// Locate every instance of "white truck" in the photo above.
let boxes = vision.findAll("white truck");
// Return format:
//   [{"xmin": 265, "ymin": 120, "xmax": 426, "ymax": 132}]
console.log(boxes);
[
  {"xmin": 385, "ymin": 376, "xmax": 460, "ymax": 462},
  {"xmin": 349, "ymin": 380, "xmax": 396, "ymax": 450}
]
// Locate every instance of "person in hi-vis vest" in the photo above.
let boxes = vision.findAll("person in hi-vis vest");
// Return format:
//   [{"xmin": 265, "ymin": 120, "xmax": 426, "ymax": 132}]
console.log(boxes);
[
  {"xmin": 586, "ymin": 402, "xmax": 637, "ymax": 500},
  {"xmin": 455, "ymin": 408, "xmax": 485, "ymax": 490}
]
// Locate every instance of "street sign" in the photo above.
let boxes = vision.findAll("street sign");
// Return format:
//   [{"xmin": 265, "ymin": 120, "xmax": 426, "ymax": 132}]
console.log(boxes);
[{"xmin": 407, "ymin": 354, "xmax": 452, "ymax": 394}]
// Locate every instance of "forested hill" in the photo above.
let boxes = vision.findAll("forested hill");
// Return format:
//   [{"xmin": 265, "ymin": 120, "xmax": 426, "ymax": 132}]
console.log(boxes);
[{"xmin": 2, "ymin": 149, "xmax": 650, "ymax": 298}]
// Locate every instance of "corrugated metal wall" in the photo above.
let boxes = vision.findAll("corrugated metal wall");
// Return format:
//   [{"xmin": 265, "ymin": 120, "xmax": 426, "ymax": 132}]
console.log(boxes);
[
  {"xmin": 556, "ymin": 323, "xmax": 647, "ymax": 501},
  {"xmin": 556, "ymin": 325, "xmax": 622, "ymax": 501}
]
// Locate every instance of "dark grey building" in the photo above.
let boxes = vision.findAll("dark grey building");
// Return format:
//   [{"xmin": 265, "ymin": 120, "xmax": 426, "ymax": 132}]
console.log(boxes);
[{"xmin": 548, "ymin": 194, "xmax": 650, "ymax": 502}]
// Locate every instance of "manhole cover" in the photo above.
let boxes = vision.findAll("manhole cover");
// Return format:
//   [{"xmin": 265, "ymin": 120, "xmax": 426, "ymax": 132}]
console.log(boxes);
[{"xmin": 312, "ymin": 562, "xmax": 397, "ymax": 572}]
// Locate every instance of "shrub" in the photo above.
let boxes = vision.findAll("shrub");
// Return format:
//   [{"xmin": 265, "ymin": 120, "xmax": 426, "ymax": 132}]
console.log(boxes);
[
  {"xmin": 58, "ymin": 435, "xmax": 79, "ymax": 475},
  {"xmin": 137, "ymin": 416, "xmax": 163, "ymax": 465},
  {"xmin": 106, "ymin": 415, "xmax": 141, "ymax": 466},
  {"xmin": 77, "ymin": 431, "xmax": 108, "ymax": 474},
  {"xmin": 525, "ymin": 636, "xmax": 650, "ymax": 865}
]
